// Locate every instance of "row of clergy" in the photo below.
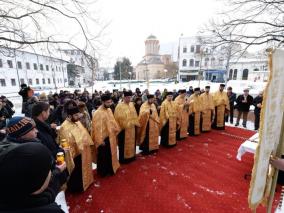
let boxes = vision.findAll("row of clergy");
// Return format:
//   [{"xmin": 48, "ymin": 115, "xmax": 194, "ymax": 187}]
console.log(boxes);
[{"xmin": 57, "ymin": 84, "xmax": 230, "ymax": 192}]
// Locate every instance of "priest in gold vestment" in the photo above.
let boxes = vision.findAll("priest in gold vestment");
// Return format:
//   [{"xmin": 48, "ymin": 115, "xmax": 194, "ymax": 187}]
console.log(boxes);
[
  {"xmin": 212, "ymin": 84, "xmax": 230, "ymax": 130},
  {"xmin": 92, "ymin": 94, "xmax": 120, "ymax": 177},
  {"xmin": 188, "ymin": 88, "xmax": 202, "ymax": 136},
  {"xmin": 200, "ymin": 86, "xmax": 215, "ymax": 132},
  {"xmin": 114, "ymin": 91, "xmax": 140, "ymax": 163},
  {"xmin": 159, "ymin": 92, "xmax": 179, "ymax": 147},
  {"xmin": 137, "ymin": 94, "xmax": 160, "ymax": 154},
  {"xmin": 174, "ymin": 89, "xmax": 189, "ymax": 140},
  {"xmin": 58, "ymin": 105, "xmax": 94, "ymax": 192}
]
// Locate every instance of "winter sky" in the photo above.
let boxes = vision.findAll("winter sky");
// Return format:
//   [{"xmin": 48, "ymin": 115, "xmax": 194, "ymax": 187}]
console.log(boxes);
[{"xmin": 95, "ymin": 0, "xmax": 223, "ymax": 67}]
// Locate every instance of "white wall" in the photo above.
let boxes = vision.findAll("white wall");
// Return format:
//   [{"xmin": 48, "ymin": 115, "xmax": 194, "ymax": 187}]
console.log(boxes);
[
  {"xmin": 228, "ymin": 59, "xmax": 268, "ymax": 81},
  {"xmin": 0, "ymin": 49, "xmax": 68, "ymax": 94}
]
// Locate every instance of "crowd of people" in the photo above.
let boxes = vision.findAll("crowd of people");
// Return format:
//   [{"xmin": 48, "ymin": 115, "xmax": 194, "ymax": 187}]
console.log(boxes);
[{"xmin": 0, "ymin": 83, "xmax": 266, "ymax": 212}]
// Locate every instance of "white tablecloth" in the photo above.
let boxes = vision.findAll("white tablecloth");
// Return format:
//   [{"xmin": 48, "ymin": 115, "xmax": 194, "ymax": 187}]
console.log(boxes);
[{"xmin": 236, "ymin": 133, "xmax": 259, "ymax": 161}]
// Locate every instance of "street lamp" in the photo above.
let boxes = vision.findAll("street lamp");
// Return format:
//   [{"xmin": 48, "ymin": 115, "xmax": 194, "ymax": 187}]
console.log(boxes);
[
  {"xmin": 164, "ymin": 69, "xmax": 168, "ymax": 79},
  {"xmin": 177, "ymin": 33, "xmax": 183, "ymax": 82},
  {"xmin": 128, "ymin": 71, "xmax": 132, "ymax": 90},
  {"xmin": 144, "ymin": 59, "xmax": 149, "ymax": 89},
  {"xmin": 117, "ymin": 57, "xmax": 123, "ymax": 90}
]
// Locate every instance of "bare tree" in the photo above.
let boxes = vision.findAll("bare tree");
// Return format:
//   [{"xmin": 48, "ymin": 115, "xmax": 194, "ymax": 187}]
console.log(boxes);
[
  {"xmin": 203, "ymin": 0, "xmax": 284, "ymax": 50},
  {"xmin": 0, "ymin": 0, "xmax": 107, "ymax": 61}
]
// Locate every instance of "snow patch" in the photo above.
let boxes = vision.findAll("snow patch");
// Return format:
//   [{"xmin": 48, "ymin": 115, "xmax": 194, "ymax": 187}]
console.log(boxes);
[
  {"xmin": 177, "ymin": 194, "xmax": 192, "ymax": 210},
  {"xmin": 198, "ymin": 185, "xmax": 225, "ymax": 196},
  {"xmin": 94, "ymin": 181, "xmax": 100, "ymax": 188},
  {"xmin": 227, "ymin": 153, "xmax": 233, "ymax": 159},
  {"xmin": 161, "ymin": 166, "xmax": 167, "ymax": 170}
]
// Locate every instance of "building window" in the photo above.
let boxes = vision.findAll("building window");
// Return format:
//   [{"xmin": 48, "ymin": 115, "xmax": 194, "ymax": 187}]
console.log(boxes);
[
  {"xmin": 28, "ymin": 79, "xmax": 33, "ymax": 85},
  {"xmin": 71, "ymin": 50, "xmax": 74, "ymax": 55},
  {"xmin": 53, "ymin": 78, "xmax": 55, "ymax": 83},
  {"xmin": 0, "ymin": 59, "xmax": 2, "ymax": 68},
  {"xmin": 46, "ymin": 65, "xmax": 49, "ymax": 71},
  {"xmin": 7, "ymin": 60, "xmax": 13, "ymax": 68},
  {"xmin": 48, "ymin": 78, "xmax": 51, "ymax": 84},
  {"xmin": 189, "ymin": 59, "xmax": 194, "ymax": 67},
  {"xmin": 233, "ymin": 69, "xmax": 238, "ymax": 80},
  {"xmin": 195, "ymin": 61, "xmax": 200, "ymax": 67},
  {"xmin": 20, "ymin": 78, "xmax": 25, "ymax": 84},
  {"xmin": 36, "ymin": 78, "xmax": 39, "ymax": 84},
  {"xmin": 196, "ymin": 45, "xmax": 201, "ymax": 53},
  {"xmin": 182, "ymin": 59, "xmax": 187, "ymax": 67},
  {"xmin": 33, "ymin": 63, "xmax": 38, "ymax": 70},
  {"xmin": 57, "ymin": 79, "xmax": 59, "ymax": 83},
  {"xmin": 11, "ymin": 79, "xmax": 16, "ymax": 86},
  {"xmin": 253, "ymin": 68, "xmax": 260, "ymax": 71},
  {"xmin": 0, "ymin": 79, "xmax": 6, "ymax": 86},
  {"xmin": 218, "ymin": 58, "xmax": 224, "ymax": 66},
  {"xmin": 17, "ymin": 61, "xmax": 22, "ymax": 69},
  {"xmin": 40, "ymin": 64, "xmax": 44, "ymax": 71},
  {"xmin": 190, "ymin": 45, "xmax": 195, "ymax": 53},
  {"xmin": 183, "ymin": 47, "xmax": 187, "ymax": 53},
  {"xmin": 229, "ymin": 69, "xmax": 233, "ymax": 80},
  {"xmin": 42, "ymin": 78, "xmax": 45, "ymax": 84},
  {"xmin": 26, "ymin": 62, "xmax": 30, "ymax": 69},
  {"xmin": 205, "ymin": 58, "xmax": 209, "ymax": 67},
  {"xmin": 242, "ymin": 69, "xmax": 249, "ymax": 80},
  {"xmin": 56, "ymin": 66, "xmax": 58, "ymax": 71},
  {"xmin": 211, "ymin": 57, "xmax": 216, "ymax": 66}
]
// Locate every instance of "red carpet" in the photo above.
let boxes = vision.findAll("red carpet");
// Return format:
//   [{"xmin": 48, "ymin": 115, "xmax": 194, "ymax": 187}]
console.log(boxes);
[{"xmin": 66, "ymin": 127, "xmax": 280, "ymax": 213}]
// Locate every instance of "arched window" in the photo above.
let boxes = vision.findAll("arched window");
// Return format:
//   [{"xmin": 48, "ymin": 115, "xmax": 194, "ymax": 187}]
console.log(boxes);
[
  {"xmin": 242, "ymin": 69, "xmax": 249, "ymax": 80},
  {"xmin": 233, "ymin": 69, "xmax": 238, "ymax": 80},
  {"xmin": 229, "ymin": 69, "xmax": 233, "ymax": 80},
  {"xmin": 189, "ymin": 59, "xmax": 194, "ymax": 67},
  {"xmin": 182, "ymin": 59, "xmax": 187, "ymax": 67}
]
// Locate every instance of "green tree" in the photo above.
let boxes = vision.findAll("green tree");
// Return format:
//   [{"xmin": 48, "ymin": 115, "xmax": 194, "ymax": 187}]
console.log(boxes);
[
  {"xmin": 103, "ymin": 70, "xmax": 110, "ymax": 80},
  {"xmin": 113, "ymin": 57, "xmax": 134, "ymax": 80}
]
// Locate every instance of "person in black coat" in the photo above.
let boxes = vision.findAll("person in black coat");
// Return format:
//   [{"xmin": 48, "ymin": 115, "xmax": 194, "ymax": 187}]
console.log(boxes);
[
  {"xmin": 6, "ymin": 116, "xmax": 68, "ymax": 197},
  {"xmin": 253, "ymin": 91, "xmax": 263, "ymax": 130},
  {"xmin": 18, "ymin": 83, "xmax": 34, "ymax": 114},
  {"xmin": 32, "ymin": 102, "xmax": 63, "ymax": 158},
  {"xmin": 225, "ymin": 87, "xmax": 236, "ymax": 124},
  {"xmin": 0, "ymin": 142, "xmax": 64, "ymax": 212},
  {"xmin": 235, "ymin": 89, "xmax": 254, "ymax": 128}
]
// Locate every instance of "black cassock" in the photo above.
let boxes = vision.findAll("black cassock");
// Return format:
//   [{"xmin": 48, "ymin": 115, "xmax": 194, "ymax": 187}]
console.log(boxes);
[{"xmin": 97, "ymin": 138, "xmax": 115, "ymax": 177}]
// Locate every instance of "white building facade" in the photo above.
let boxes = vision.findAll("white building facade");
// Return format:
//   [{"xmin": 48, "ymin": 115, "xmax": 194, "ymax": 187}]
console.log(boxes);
[
  {"xmin": 178, "ymin": 36, "xmax": 226, "ymax": 82},
  {"xmin": 61, "ymin": 49, "xmax": 97, "ymax": 85},
  {"xmin": 228, "ymin": 58, "xmax": 268, "ymax": 82},
  {"xmin": 0, "ymin": 49, "xmax": 68, "ymax": 94}
]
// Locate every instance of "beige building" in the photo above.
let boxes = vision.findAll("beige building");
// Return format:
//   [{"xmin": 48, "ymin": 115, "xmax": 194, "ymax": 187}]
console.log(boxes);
[{"xmin": 135, "ymin": 35, "xmax": 170, "ymax": 80}]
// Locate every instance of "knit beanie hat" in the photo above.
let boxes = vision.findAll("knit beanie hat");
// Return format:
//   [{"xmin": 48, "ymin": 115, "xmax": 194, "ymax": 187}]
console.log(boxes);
[
  {"xmin": 6, "ymin": 117, "xmax": 36, "ymax": 139},
  {"xmin": 0, "ymin": 142, "xmax": 52, "ymax": 197}
]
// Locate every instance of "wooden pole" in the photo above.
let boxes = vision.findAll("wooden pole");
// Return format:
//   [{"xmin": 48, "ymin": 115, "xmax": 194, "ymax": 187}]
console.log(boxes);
[{"xmin": 267, "ymin": 112, "xmax": 284, "ymax": 213}]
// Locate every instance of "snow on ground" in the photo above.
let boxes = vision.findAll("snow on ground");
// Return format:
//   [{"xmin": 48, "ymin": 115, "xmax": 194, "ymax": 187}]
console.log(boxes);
[{"xmin": 6, "ymin": 80, "xmax": 266, "ymax": 118}]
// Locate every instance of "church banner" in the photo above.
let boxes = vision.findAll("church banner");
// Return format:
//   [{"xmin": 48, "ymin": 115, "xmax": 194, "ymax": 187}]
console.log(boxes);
[{"xmin": 249, "ymin": 49, "xmax": 284, "ymax": 209}]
